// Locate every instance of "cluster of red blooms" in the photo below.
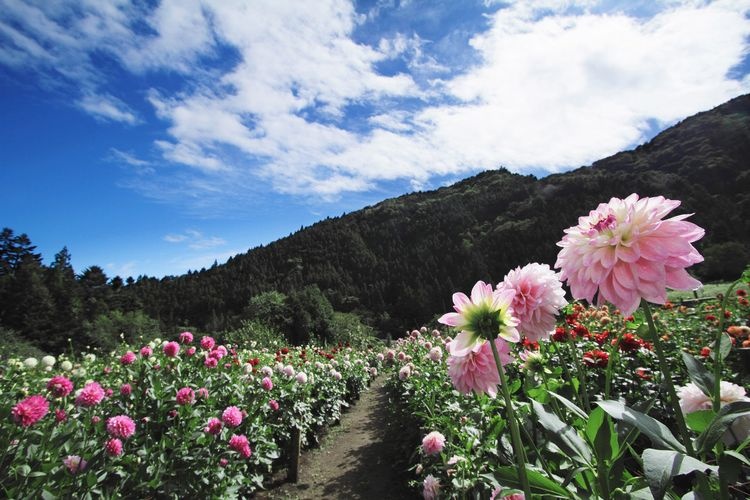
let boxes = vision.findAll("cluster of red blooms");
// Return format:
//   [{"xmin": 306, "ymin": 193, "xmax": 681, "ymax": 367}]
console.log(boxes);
[
  {"xmin": 521, "ymin": 338, "xmax": 539, "ymax": 350},
  {"xmin": 274, "ymin": 347, "xmax": 290, "ymax": 362}
]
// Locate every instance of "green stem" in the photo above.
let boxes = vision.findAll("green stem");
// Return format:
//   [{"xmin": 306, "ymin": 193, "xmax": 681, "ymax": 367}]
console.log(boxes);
[
  {"xmin": 566, "ymin": 338, "xmax": 591, "ymax": 412},
  {"xmin": 713, "ymin": 279, "xmax": 739, "ymax": 412},
  {"xmin": 489, "ymin": 339, "xmax": 531, "ymax": 498},
  {"xmin": 604, "ymin": 330, "xmax": 623, "ymax": 400},
  {"xmin": 642, "ymin": 301, "xmax": 695, "ymax": 456}
]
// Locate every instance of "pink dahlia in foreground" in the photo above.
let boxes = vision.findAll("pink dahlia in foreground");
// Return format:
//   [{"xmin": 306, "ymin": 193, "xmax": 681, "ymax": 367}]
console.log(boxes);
[
  {"xmin": 447, "ymin": 338, "xmax": 513, "ymax": 398},
  {"xmin": 105, "ymin": 438, "xmax": 123, "ymax": 457},
  {"xmin": 438, "ymin": 281, "xmax": 519, "ymax": 357},
  {"xmin": 423, "ymin": 475, "xmax": 440, "ymax": 500},
  {"xmin": 12, "ymin": 395, "xmax": 49, "ymax": 427},
  {"xmin": 163, "ymin": 341, "xmax": 180, "ymax": 357},
  {"xmin": 222, "ymin": 406, "xmax": 243, "ymax": 427},
  {"xmin": 120, "ymin": 351, "xmax": 136, "ymax": 365},
  {"xmin": 47, "ymin": 375, "xmax": 74, "ymax": 398},
  {"xmin": 63, "ymin": 455, "xmax": 87, "ymax": 474},
  {"xmin": 176, "ymin": 387, "xmax": 195, "ymax": 405},
  {"xmin": 179, "ymin": 331, "xmax": 194, "ymax": 344},
  {"xmin": 497, "ymin": 263, "xmax": 567, "ymax": 342},
  {"xmin": 75, "ymin": 382, "xmax": 106, "ymax": 407},
  {"xmin": 229, "ymin": 434, "xmax": 252, "ymax": 458},
  {"xmin": 555, "ymin": 194, "xmax": 704, "ymax": 315},
  {"xmin": 107, "ymin": 415, "xmax": 136, "ymax": 439},
  {"xmin": 421, "ymin": 431, "xmax": 445, "ymax": 456},
  {"xmin": 204, "ymin": 417, "xmax": 223, "ymax": 435}
]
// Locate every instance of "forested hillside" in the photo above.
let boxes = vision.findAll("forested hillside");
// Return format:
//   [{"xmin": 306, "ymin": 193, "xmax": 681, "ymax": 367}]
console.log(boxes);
[{"xmin": 3, "ymin": 94, "xmax": 749, "ymax": 352}]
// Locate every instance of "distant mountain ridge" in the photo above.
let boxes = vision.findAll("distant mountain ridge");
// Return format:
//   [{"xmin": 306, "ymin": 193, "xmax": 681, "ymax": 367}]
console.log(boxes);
[{"xmin": 128, "ymin": 94, "xmax": 750, "ymax": 333}]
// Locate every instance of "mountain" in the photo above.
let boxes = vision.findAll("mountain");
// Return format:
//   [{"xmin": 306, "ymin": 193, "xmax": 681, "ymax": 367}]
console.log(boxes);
[{"xmin": 127, "ymin": 94, "xmax": 750, "ymax": 334}]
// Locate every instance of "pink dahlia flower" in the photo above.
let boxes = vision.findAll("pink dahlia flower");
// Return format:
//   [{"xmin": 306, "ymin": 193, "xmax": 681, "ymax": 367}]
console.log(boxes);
[
  {"xmin": 497, "ymin": 263, "xmax": 567, "ymax": 342},
  {"xmin": 47, "ymin": 375, "xmax": 74, "ymax": 398},
  {"xmin": 107, "ymin": 415, "xmax": 136, "ymax": 439},
  {"xmin": 438, "ymin": 281, "xmax": 519, "ymax": 357},
  {"xmin": 176, "ymin": 387, "xmax": 195, "ymax": 405},
  {"xmin": 105, "ymin": 438, "xmax": 123, "ymax": 457},
  {"xmin": 63, "ymin": 455, "xmax": 87, "ymax": 474},
  {"xmin": 677, "ymin": 381, "xmax": 748, "ymax": 414},
  {"xmin": 229, "ymin": 434, "xmax": 252, "ymax": 458},
  {"xmin": 120, "ymin": 351, "xmax": 136, "ymax": 365},
  {"xmin": 398, "ymin": 365, "xmax": 411, "ymax": 380},
  {"xmin": 295, "ymin": 372, "xmax": 308, "ymax": 384},
  {"xmin": 75, "ymin": 382, "xmax": 106, "ymax": 407},
  {"xmin": 200, "ymin": 336, "xmax": 215, "ymax": 350},
  {"xmin": 222, "ymin": 406, "xmax": 243, "ymax": 427},
  {"xmin": 55, "ymin": 408, "xmax": 67, "ymax": 423},
  {"xmin": 197, "ymin": 387, "xmax": 209, "ymax": 399},
  {"xmin": 491, "ymin": 487, "xmax": 525, "ymax": 500},
  {"xmin": 269, "ymin": 399, "xmax": 280, "ymax": 411},
  {"xmin": 12, "ymin": 395, "xmax": 49, "ymax": 427},
  {"xmin": 140, "ymin": 346, "xmax": 153, "ymax": 357},
  {"xmin": 555, "ymin": 194, "xmax": 704, "ymax": 315},
  {"xmin": 120, "ymin": 383, "xmax": 132, "ymax": 396},
  {"xmin": 421, "ymin": 431, "xmax": 446, "ymax": 455},
  {"xmin": 163, "ymin": 341, "xmax": 180, "ymax": 357},
  {"xmin": 261, "ymin": 377, "xmax": 273, "ymax": 391},
  {"xmin": 179, "ymin": 331, "xmax": 194, "ymax": 344},
  {"xmin": 447, "ymin": 338, "xmax": 513, "ymax": 398},
  {"xmin": 204, "ymin": 417, "xmax": 223, "ymax": 435},
  {"xmin": 186, "ymin": 346, "xmax": 196, "ymax": 356},
  {"xmin": 423, "ymin": 475, "xmax": 440, "ymax": 500},
  {"xmin": 204, "ymin": 356, "xmax": 218, "ymax": 368},
  {"xmin": 428, "ymin": 346, "xmax": 443, "ymax": 362}
]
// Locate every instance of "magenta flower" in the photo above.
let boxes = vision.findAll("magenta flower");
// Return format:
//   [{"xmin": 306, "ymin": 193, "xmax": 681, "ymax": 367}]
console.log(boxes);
[
  {"xmin": 423, "ymin": 475, "xmax": 441, "ymax": 500},
  {"xmin": 140, "ymin": 346, "xmax": 153, "ymax": 358},
  {"xmin": 496, "ymin": 263, "xmax": 567, "ymax": 342},
  {"xmin": 63, "ymin": 455, "xmax": 87, "ymax": 474},
  {"xmin": 120, "ymin": 351, "xmax": 136, "ymax": 365},
  {"xmin": 120, "ymin": 383, "xmax": 132, "ymax": 396},
  {"xmin": 438, "ymin": 281, "xmax": 519, "ymax": 357},
  {"xmin": 204, "ymin": 357, "xmax": 218, "ymax": 368},
  {"xmin": 176, "ymin": 387, "xmax": 195, "ymax": 405},
  {"xmin": 222, "ymin": 406, "xmax": 243, "ymax": 427},
  {"xmin": 200, "ymin": 336, "xmax": 216, "ymax": 350},
  {"xmin": 228, "ymin": 434, "xmax": 252, "ymax": 458},
  {"xmin": 204, "ymin": 417, "xmax": 223, "ymax": 435},
  {"xmin": 105, "ymin": 438, "xmax": 123, "ymax": 457},
  {"xmin": 179, "ymin": 331, "xmax": 194, "ymax": 344},
  {"xmin": 55, "ymin": 408, "xmax": 67, "ymax": 423},
  {"xmin": 447, "ymin": 338, "xmax": 512, "ymax": 398},
  {"xmin": 197, "ymin": 387, "xmax": 209, "ymax": 399},
  {"xmin": 421, "ymin": 431, "xmax": 446, "ymax": 456},
  {"xmin": 75, "ymin": 382, "xmax": 106, "ymax": 407},
  {"xmin": 261, "ymin": 377, "xmax": 273, "ymax": 391},
  {"xmin": 163, "ymin": 341, "xmax": 180, "ymax": 357},
  {"xmin": 12, "ymin": 395, "xmax": 49, "ymax": 427},
  {"xmin": 268, "ymin": 399, "xmax": 279, "ymax": 411},
  {"xmin": 186, "ymin": 346, "xmax": 197, "ymax": 357},
  {"xmin": 107, "ymin": 415, "xmax": 136, "ymax": 439},
  {"xmin": 555, "ymin": 194, "xmax": 704, "ymax": 315},
  {"xmin": 47, "ymin": 375, "xmax": 74, "ymax": 398}
]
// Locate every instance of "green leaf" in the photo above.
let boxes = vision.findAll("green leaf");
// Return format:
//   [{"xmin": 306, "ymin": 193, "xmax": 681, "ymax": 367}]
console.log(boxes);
[
  {"xmin": 41, "ymin": 490, "xmax": 57, "ymax": 500},
  {"xmin": 549, "ymin": 391, "xmax": 588, "ymax": 420},
  {"xmin": 586, "ymin": 406, "xmax": 619, "ymax": 462},
  {"xmin": 681, "ymin": 352, "xmax": 714, "ymax": 399},
  {"xmin": 532, "ymin": 400, "xmax": 593, "ymax": 464},
  {"xmin": 719, "ymin": 333, "xmax": 732, "ymax": 361},
  {"xmin": 685, "ymin": 410, "xmax": 714, "ymax": 433},
  {"xmin": 642, "ymin": 448, "xmax": 717, "ymax": 500},
  {"xmin": 723, "ymin": 450, "xmax": 750, "ymax": 468},
  {"xmin": 597, "ymin": 400, "xmax": 685, "ymax": 452},
  {"xmin": 492, "ymin": 466, "xmax": 571, "ymax": 497},
  {"xmin": 636, "ymin": 323, "xmax": 652, "ymax": 341},
  {"xmin": 695, "ymin": 401, "xmax": 750, "ymax": 453}
]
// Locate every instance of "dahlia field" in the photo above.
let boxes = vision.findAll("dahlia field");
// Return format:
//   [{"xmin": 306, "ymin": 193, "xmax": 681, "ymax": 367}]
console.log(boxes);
[
  {"xmin": 0, "ymin": 335, "xmax": 380, "ymax": 498},
  {"xmin": 384, "ymin": 194, "xmax": 750, "ymax": 499}
]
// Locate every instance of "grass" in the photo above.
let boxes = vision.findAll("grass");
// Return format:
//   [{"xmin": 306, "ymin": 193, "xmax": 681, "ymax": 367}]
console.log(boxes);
[{"xmin": 668, "ymin": 281, "xmax": 748, "ymax": 302}]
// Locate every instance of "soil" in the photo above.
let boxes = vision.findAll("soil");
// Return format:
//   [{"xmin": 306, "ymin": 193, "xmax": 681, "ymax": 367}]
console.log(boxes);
[{"xmin": 254, "ymin": 376, "xmax": 415, "ymax": 499}]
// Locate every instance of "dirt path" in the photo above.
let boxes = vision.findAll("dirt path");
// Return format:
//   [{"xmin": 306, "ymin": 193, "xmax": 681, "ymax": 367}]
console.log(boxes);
[{"xmin": 256, "ymin": 376, "xmax": 415, "ymax": 499}]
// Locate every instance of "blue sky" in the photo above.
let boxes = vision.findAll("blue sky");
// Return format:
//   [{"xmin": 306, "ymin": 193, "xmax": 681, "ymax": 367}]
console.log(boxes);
[{"xmin": 2, "ymin": 0, "xmax": 749, "ymax": 279}]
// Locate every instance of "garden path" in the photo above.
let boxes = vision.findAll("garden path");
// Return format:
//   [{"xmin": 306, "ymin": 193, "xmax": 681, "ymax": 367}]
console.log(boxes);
[{"xmin": 255, "ymin": 376, "xmax": 414, "ymax": 499}]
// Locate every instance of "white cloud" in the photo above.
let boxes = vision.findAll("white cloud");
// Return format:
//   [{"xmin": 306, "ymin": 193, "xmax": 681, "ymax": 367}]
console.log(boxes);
[
  {"xmin": 2, "ymin": 0, "xmax": 750, "ymax": 204},
  {"xmin": 105, "ymin": 261, "xmax": 138, "ymax": 279},
  {"xmin": 164, "ymin": 230, "xmax": 226, "ymax": 249}
]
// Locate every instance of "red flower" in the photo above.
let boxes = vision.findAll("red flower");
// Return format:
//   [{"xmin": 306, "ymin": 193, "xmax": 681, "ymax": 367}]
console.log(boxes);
[
  {"xmin": 705, "ymin": 314, "xmax": 717, "ymax": 322},
  {"xmin": 635, "ymin": 367, "xmax": 652, "ymax": 380},
  {"xmin": 593, "ymin": 331, "xmax": 609, "ymax": 346},
  {"xmin": 737, "ymin": 289, "xmax": 747, "ymax": 297},
  {"xmin": 583, "ymin": 350, "xmax": 609, "ymax": 368},
  {"xmin": 619, "ymin": 333, "xmax": 643, "ymax": 352},
  {"xmin": 552, "ymin": 327, "xmax": 569, "ymax": 342},
  {"xmin": 700, "ymin": 347, "xmax": 711, "ymax": 358}
]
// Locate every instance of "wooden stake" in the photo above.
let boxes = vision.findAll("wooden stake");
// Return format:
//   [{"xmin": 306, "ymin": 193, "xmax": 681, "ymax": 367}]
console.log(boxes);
[{"xmin": 288, "ymin": 427, "xmax": 301, "ymax": 483}]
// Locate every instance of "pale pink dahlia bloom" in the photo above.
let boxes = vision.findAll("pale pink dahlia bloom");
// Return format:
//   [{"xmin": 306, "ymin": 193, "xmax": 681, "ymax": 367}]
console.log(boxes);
[
  {"xmin": 12, "ymin": 395, "xmax": 49, "ymax": 427},
  {"xmin": 677, "ymin": 381, "xmax": 748, "ymax": 414},
  {"xmin": 421, "ymin": 431, "xmax": 446, "ymax": 455},
  {"xmin": 497, "ymin": 263, "xmax": 567, "ymax": 342},
  {"xmin": 63, "ymin": 455, "xmax": 87, "ymax": 474},
  {"xmin": 439, "ymin": 280, "xmax": 519, "ymax": 357},
  {"xmin": 422, "ymin": 475, "xmax": 440, "ymax": 500},
  {"xmin": 555, "ymin": 194, "xmax": 704, "ymax": 315},
  {"xmin": 447, "ymin": 338, "xmax": 513, "ymax": 398},
  {"xmin": 106, "ymin": 415, "xmax": 136, "ymax": 439},
  {"xmin": 428, "ymin": 346, "xmax": 443, "ymax": 362},
  {"xmin": 261, "ymin": 377, "xmax": 274, "ymax": 391}
]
